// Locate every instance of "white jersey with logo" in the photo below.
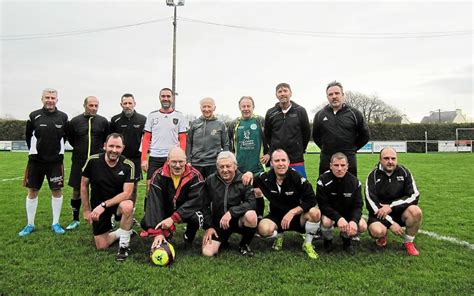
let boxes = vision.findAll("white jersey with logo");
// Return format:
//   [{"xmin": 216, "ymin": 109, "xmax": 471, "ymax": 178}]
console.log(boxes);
[{"xmin": 144, "ymin": 109, "xmax": 188, "ymax": 157}]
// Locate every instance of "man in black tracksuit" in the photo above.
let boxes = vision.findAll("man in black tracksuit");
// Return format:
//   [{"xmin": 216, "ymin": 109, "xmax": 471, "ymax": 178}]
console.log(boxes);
[
  {"xmin": 264, "ymin": 82, "xmax": 310, "ymax": 177},
  {"xmin": 312, "ymin": 81, "xmax": 369, "ymax": 176},
  {"xmin": 140, "ymin": 147, "xmax": 204, "ymax": 251},
  {"xmin": 365, "ymin": 147, "xmax": 422, "ymax": 256},
  {"xmin": 65, "ymin": 96, "xmax": 109, "ymax": 230},
  {"xmin": 201, "ymin": 151, "xmax": 257, "ymax": 257},
  {"xmin": 110, "ymin": 93, "xmax": 146, "ymax": 203},
  {"xmin": 316, "ymin": 152, "xmax": 367, "ymax": 253},
  {"xmin": 251, "ymin": 149, "xmax": 321, "ymax": 259}
]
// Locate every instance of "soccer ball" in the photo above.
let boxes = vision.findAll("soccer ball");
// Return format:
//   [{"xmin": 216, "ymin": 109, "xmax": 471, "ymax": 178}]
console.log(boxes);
[{"xmin": 150, "ymin": 242, "xmax": 176, "ymax": 266}]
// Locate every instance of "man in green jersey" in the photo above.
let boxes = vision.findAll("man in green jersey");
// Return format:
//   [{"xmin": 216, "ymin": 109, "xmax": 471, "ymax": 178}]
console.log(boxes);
[{"xmin": 228, "ymin": 96, "xmax": 269, "ymax": 220}]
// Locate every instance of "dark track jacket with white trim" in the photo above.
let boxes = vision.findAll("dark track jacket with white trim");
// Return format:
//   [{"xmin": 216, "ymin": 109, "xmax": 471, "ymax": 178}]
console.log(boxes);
[
  {"xmin": 254, "ymin": 168, "xmax": 316, "ymax": 217},
  {"xmin": 365, "ymin": 163, "xmax": 420, "ymax": 228},
  {"xmin": 26, "ymin": 107, "xmax": 68, "ymax": 163},
  {"xmin": 316, "ymin": 171, "xmax": 363, "ymax": 223}
]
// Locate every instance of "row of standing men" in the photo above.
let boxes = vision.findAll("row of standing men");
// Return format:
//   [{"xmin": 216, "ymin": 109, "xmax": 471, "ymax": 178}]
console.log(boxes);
[{"xmin": 18, "ymin": 81, "xmax": 422, "ymax": 261}]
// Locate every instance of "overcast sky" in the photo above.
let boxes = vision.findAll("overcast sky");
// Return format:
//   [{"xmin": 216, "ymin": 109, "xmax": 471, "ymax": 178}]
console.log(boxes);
[{"xmin": 1, "ymin": 0, "xmax": 472, "ymax": 123}]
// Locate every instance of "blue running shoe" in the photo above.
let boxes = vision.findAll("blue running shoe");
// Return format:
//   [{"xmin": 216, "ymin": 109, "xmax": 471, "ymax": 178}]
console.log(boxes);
[
  {"xmin": 66, "ymin": 220, "xmax": 80, "ymax": 230},
  {"xmin": 51, "ymin": 223, "xmax": 65, "ymax": 234},
  {"xmin": 18, "ymin": 224, "xmax": 35, "ymax": 237}
]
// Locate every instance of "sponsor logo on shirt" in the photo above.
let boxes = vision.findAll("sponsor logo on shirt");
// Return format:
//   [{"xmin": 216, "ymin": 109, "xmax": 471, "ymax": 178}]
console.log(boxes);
[
  {"xmin": 375, "ymin": 178, "xmax": 381, "ymax": 183},
  {"xmin": 285, "ymin": 191, "xmax": 294, "ymax": 196},
  {"xmin": 55, "ymin": 124, "xmax": 63, "ymax": 128},
  {"xmin": 343, "ymin": 193, "xmax": 352, "ymax": 198},
  {"xmin": 118, "ymin": 171, "xmax": 124, "ymax": 176},
  {"xmin": 397, "ymin": 176, "xmax": 405, "ymax": 181},
  {"xmin": 250, "ymin": 123, "xmax": 257, "ymax": 130},
  {"xmin": 323, "ymin": 116, "xmax": 328, "ymax": 121},
  {"xmin": 133, "ymin": 124, "xmax": 141, "ymax": 128}
]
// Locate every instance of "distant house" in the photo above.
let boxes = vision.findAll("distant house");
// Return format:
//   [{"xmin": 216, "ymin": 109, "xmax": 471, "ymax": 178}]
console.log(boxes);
[
  {"xmin": 383, "ymin": 115, "xmax": 411, "ymax": 124},
  {"xmin": 420, "ymin": 109, "xmax": 469, "ymax": 124}
]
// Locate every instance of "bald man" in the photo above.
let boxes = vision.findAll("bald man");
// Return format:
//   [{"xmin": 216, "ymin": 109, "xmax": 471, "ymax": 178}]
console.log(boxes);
[
  {"xmin": 365, "ymin": 147, "xmax": 423, "ymax": 256},
  {"xmin": 141, "ymin": 147, "xmax": 205, "ymax": 251},
  {"xmin": 66, "ymin": 96, "xmax": 110, "ymax": 230}
]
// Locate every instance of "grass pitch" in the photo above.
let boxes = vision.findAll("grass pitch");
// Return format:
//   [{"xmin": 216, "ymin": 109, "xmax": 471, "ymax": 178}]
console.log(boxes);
[{"xmin": 1, "ymin": 152, "xmax": 473, "ymax": 295}]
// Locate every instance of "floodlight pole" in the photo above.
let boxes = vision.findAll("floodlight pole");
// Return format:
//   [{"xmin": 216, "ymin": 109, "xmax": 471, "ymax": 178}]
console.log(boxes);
[
  {"xmin": 166, "ymin": 0, "xmax": 184, "ymax": 109},
  {"xmin": 172, "ymin": 4, "xmax": 177, "ymax": 107}
]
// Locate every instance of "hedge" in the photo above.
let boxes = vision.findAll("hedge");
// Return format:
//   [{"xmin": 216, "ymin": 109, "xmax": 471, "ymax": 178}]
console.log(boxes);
[{"xmin": 1, "ymin": 119, "xmax": 473, "ymax": 142}]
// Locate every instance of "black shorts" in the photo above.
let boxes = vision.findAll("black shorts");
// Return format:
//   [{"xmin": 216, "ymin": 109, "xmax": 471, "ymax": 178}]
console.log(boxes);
[
  {"xmin": 368, "ymin": 208, "xmax": 407, "ymax": 227},
  {"xmin": 147, "ymin": 156, "xmax": 167, "ymax": 180},
  {"xmin": 194, "ymin": 165, "xmax": 217, "ymax": 179},
  {"xmin": 68, "ymin": 158, "xmax": 87, "ymax": 190},
  {"xmin": 92, "ymin": 204, "xmax": 120, "ymax": 236},
  {"xmin": 211, "ymin": 218, "xmax": 243, "ymax": 243},
  {"xmin": 265, "ymin": 212, "xmax": 305, "ymax": 233},
  {"xmin": 128, "ymin": 158, "xmax": 143, "ymax": 181},
  {"xmin": 24, "ymin": 159, "xmax": 64, "ymax": 190}
]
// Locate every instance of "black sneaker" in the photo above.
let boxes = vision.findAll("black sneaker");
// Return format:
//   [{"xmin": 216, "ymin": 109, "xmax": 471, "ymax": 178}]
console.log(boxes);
[
  {"xmin": 342, "ymin": 238, "xmax": 354, "ymax": 255},
  {"xmin": 239, "ymin": 244, "xmax": 254, "ymax": 257},
  {"xmin": 323, "ymin": 239, "xmax": 334, "ymax": 252},
  {"xmin": 116, "ymin": 247, "xmax": 130, "ymax": 262}
]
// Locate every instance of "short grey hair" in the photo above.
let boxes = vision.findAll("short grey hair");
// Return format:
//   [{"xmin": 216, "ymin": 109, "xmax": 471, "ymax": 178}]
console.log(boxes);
[
  {"xmin": 216, "ymin": 151, "xmax": 237, "ymax": 166},
  {"xmin": 200, "ymin": 97, "xmax": 215, "ymax": 106},
  {"xmin": 42, "ymin": 88, "xmax": 57, "ymax": 95}
]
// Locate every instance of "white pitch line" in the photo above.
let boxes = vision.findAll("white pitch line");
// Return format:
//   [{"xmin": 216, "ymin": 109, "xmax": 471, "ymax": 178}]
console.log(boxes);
[
  {"xmin": 1, "ymin": 177, "xmax": 23, "ymax": 182},
  {"xmin": 419, "ymin": 230, "xmax": 474, "ymax": 250}
]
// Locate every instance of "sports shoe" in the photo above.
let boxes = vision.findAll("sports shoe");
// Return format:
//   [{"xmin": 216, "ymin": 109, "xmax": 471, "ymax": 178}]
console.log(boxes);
[
  {"xmin": 342, "ymin": 237, "xmax": 355, "ymax": 255},
  {"xmin": 66, "ymin": 220, "xmax": 80, "ymax": 230},
  {"xmin": 323, "ymin": 239, "xmax": 334, "ymax": 252},
  {"xmin": 239, "ymin": 244, "xmax": 254, "ymax": 257},
  {"xmin": 272, "ymin": 236, "xmax": 284, "ymax": 251},
  {"xmin": 376, "ymin": 236, "xmax": 387, "ymax": 247},
  {"xmin": 403, "ymin": 242, "xmax": 420, "ymax": 256},
  {"xmin": 18, "ymin": 224, "xmax": 35, "ymax": 237},
  {"xmin": 116, "ymin": 246, "xmax": 131, "ymax": 262},
  {"xmin": 51, "ymin": 223, "xmax": 65, "ymax": 234},
  {"xmin": 302, "ymin": 242, "xmax": 319, "ymax": 259}
]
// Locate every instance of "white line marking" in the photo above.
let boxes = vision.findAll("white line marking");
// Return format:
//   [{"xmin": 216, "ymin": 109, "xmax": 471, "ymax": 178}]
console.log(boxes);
[
  {"xmin": 1, "ymin": 177, "xmax": 22, "ymax": 182},
  {"xmin": 419, "ymin": 230, "xmax": 474, "ymax": 250}
]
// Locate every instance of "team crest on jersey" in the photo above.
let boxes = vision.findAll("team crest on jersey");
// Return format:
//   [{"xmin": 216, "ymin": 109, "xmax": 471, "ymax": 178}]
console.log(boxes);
[
  {"xmin": 397, "ymin": 176, "xmax": 405, "ymax": 181},
  {"xmin": 118, "ymin": 171, "xmax": 124, "ymax": 176},
  {"xmin": 250, "ymin": 123, "xmax": 257, "ymax": 130},
  {"xmin": 211, "ymin": 129, "xmax": 217, "ymax": 135},
  {"xmin": 173, "ymin": 118, "xmax": 179, "ymax": 125}
]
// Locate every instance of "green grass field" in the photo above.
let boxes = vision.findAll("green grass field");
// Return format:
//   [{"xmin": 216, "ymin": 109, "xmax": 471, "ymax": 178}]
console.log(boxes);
[{"xmin": 1, "ymin": 152, "xmax": 473, "ymax": 295}]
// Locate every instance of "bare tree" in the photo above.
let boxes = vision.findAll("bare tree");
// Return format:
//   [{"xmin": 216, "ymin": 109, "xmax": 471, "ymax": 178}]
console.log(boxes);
[{"xmin": 312, "ymin": 91, "xmax": 401, "ymax": 123}]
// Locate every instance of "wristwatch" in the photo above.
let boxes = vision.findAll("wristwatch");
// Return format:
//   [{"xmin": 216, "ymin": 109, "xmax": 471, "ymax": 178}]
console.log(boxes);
[{"xmin": 100, "ymin": 202, "xmax": 107, "ymax": 208}]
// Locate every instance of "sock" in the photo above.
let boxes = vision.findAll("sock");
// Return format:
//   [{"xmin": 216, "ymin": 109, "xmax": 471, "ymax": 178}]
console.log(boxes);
[
  {"xmin": 304, "ymin": 221, "xmax": 320, "ymax": 244},
  {"xmin": 403, "ymin": 234, "xmax": 415, "ymax": 243},
  {"xmin": 71, "ymin": 199, "xmax": 81, "ymax": 221},
  {"xmin": 51, "ymin": 195, "xmax": 63, "ymax": 225},
  {"xmin": 321, "ymin": 225, "xmax": 334, "ymax": 240},
  {"xmin": 267, "ymin": 230, "xmax": 279, "ymax": 239},
  {"xmin": 118, "ymin": 229, "xmax": 132, "ymax": 248},
  {"xmin": 26, "ymin": 196, "xmax": 38, "ymax": 226},
  {"xmin": 240, "ymin": 226, "xmax": 257, "ymax": 246},
  {"xmin": 256, "ymin": 197, "xmax": 264, "ymax": 218}
]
